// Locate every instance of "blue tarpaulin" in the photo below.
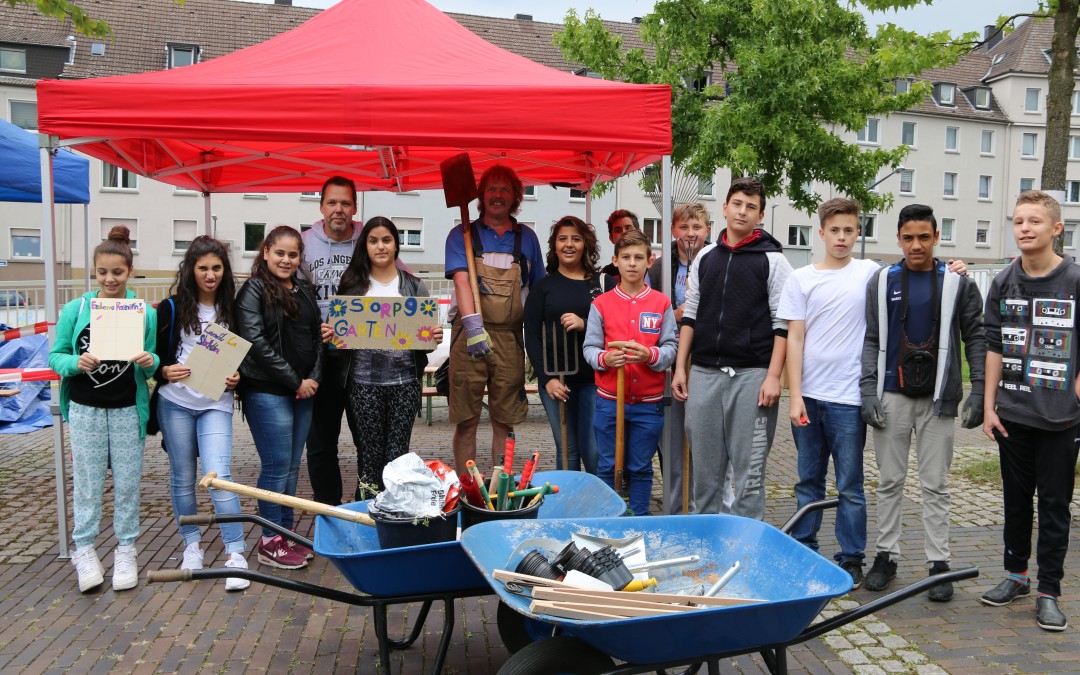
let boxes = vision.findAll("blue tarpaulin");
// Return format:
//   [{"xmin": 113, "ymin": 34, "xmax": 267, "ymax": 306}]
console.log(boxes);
[
  {"xmin": 0, "ymin": 333, "xmax": 52, "ymax": 433},
  {"xmin": 0, "ymin": 119, "xmax": 89, "ymax": 204}
]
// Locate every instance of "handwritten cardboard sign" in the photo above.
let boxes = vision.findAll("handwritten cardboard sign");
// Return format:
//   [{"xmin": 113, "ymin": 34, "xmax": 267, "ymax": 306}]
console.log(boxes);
[
  {"xmin": 326, "ymin": 295, "xmax": 441, "ymax": 350},
  {"xmin": 88, "ymin": 298, "xmax": 145, "ymax": 361},
  {"xmin": 183, "ymin": 322, "xmax": 252, "ymax": 400}
]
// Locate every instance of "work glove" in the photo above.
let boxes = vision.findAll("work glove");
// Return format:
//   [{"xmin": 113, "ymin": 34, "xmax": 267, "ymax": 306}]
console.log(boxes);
[
  {"xmin": 461, "ymin": 313, "xmax": 492, "ymax": 359},
  {"xmin": 960, "ymin": 385, "xmax": 984, "ymax": 429},
  {"xmin": 860, "ymin": 394, "xmax": 886, "ymax": 429}
]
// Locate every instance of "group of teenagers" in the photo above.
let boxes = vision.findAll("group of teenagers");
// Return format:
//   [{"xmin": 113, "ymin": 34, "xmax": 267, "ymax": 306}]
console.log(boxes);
[{"xmin": 49, "ymin": 165, "xmax": 1077, "ymax": 634}]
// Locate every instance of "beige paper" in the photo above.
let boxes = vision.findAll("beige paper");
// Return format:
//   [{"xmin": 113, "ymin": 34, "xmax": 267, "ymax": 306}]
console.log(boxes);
[
  {"xmin": 88, "ymin": 298, "xmax": 145, "ymax": 361},
  {"xmin": 183, "ymin": 322, "xmax": 251, "ymax": 400},
  {"xmin": 325, "ymin": 295, "xmax": 441, "ymax": 351}
]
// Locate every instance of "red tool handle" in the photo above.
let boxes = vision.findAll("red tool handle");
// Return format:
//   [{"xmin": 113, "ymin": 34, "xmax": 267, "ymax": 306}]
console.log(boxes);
[
  {"xmin": 517, "ymin": 452, "xmax": 539, "ymax": 491},
  {"xmin": 503, "ymin": 432, "xmax": 516, "ymax": 476}
]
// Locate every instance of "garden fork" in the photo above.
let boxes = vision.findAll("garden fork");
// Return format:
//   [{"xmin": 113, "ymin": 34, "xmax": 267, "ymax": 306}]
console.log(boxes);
[{"xmin": 542, "ymin": 321, "xmax": 580, "ymax": 471}]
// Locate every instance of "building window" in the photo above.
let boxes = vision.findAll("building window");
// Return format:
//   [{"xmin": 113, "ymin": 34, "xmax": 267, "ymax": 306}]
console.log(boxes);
[
  {"xmin": 299, "ymin": 223, "xmax": 312, "ymax": 233},
  {"xmin": 642, "ymin": 218, "xmax": 662, "ymax": 248},
  {"xmin": 1067, "ymin": 182, "xmax": 1080, "ymax": 204},
  {"xmin": 168, "ymin": 43, "xmax": 199, "ymax": 69},
  {"xmin": 102, "ymin": 162, "xmax": 138, "ymax": 190},
  {"xmin": 936, "ymin": 83, "xmax": 956, "ymax": 106},
  {"xmin": 788, "ymin": 225, "xmax": 811, "ymax": 247},
  {"xmin": 976, "ymin": 220, "xmax": 990, "ymax": 246},
  {"xmin": 244, "ymin": 222, "xmax": 266, "ymax": 253},
  {"xmin": 173, "ymin": 220, "xmax": 197, "ymax": 252},
  {"xmin": 899, "ymin": 169, "xmax": 914, "ymax": 194},
  {"xmin": 569, "ymin": 189, "xmax": 587, "ymax": 202},
  {"xmin": 944, "ymin": 126, "xmax": 959, "ymax": 152},
  {"xmin": 698, "ymin": 177, "xmax": 715, "ymax": 198},
  {"xmin": 65, "ymin": 38, "xmax": 76, "ymax": 65},
  {"xmin": 979, "ymin": 175, "xmax": 992, "ymax": 200},
  {"xmin": 901, "ymin": 121, "xmax": 916, "ymax": 147},
  {"xmin": 1020, "ymin": 178, "xmax": 1035, "ymax": 193},
  {"xmin": 1024, "ymin": 88, "xmax": 1040, "ymax": 112},
  {"xmin": 11, "ymin": 228, "xmax": 41, "ymax": 258},
  {"xmin": 523, "ymin": 185, "xmax": 536, "ymax": 199},
  {"xmin": 101, "ymin": 218, "xmax": 138, "ymax": 251},
  {"xmin": 1022, "ymin": 132, "xmax": 1038, "ymax": 158},
  {"xmin": 243, "ymin": 193, "xmax": 268, "ymax": 200},
  {"xmin": 299, "ymin": 191, "xmax": 319, "ymax": 201},
  {"xmin": 1073, "ymin": 91, "xmax": 1080, "ymax": 115},
  {"xmin": 392, "ymin": 217, "xmax": 423, "ymax": 249},
  {"xmin": 859, "ymin": 214, "xmax": 877, "ymax": 241},
  {"xmin": 1064, "ymin": 222, "xmax": 1078, "ymax": 249},
  {"xmin": 1071, "ymin": 137, "xmax": 1080, "ymax": 161},
  {"xmin": 894, "ymin": 78, "xmax": 910, "ymax": 94},
  {"xmin": 9, "ymin": 100, "xmax": 37, "ymax": 131},
  {"xmin": 943, "ymin": 172, "xmax": 957, "ymax": 198},
  {"xmin": 980, "ymin": 130, "xmax": 994, "ymax": 155},
  {"xmin": 0, "ymin": 48, "xmax": 26, "ymax": 73},
  {"xmin": 940, "ymin": 218, "xmax": 955, "ymax": 244},
  {"xmin": 974, "ymin": 88, "xmax": 991, "ymax": 109},
  {"xmin": 857, "ymin": 118, "xmax": 880, "ymax": 144}
]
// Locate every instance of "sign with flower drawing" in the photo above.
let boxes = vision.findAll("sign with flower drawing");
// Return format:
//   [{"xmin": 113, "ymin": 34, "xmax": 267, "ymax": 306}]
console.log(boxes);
[{"xmin": 325, "ymin": 296, "xmax": 440, "ymax": 350}]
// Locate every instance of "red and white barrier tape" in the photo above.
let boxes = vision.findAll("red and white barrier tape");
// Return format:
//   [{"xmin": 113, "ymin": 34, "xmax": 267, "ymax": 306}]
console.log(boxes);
[
  {"xmin": 0, "ymin": 368, "xmax": 60, "ymax": 384},
  {"xmin": 0, "ymin": 321, "xmax": 52, "ymax": 343}
]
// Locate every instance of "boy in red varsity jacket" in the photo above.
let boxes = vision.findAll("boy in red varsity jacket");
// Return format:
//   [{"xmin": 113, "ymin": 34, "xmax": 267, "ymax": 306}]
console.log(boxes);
[{"xmin": 583, "ymin": 230, "xmax": 678, "ymax": 515}]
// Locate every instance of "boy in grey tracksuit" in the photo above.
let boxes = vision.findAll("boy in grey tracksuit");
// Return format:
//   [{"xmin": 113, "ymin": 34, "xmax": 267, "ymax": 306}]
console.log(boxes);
[{"xmin": 860, "ymin": 204, "xmax": 985, "ymax": 600}]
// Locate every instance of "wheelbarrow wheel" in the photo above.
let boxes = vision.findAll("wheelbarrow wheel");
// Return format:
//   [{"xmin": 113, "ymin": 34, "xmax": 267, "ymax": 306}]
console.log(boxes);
[
  {"xmin": 498, "ymin": 636, "xmax": 614, "ymax": 675},
  {"xmin": 497, "ymin": 601, "xmax": 554, "ymax": 654}
]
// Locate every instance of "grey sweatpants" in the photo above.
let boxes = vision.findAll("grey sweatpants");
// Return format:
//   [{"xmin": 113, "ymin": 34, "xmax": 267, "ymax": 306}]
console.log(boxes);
[
  {"xmin": 686, "ymin": 365, "xmax": 778, "ymax": 519},
  {"xmin": 663, "ymin": 397, "xmax": 735, "ymax": 514}
]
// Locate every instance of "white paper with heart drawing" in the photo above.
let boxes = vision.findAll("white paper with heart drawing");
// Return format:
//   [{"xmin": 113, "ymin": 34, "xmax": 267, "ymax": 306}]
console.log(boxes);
[
  {"xmin": 88, "ymin": 298, "xmax": 146, "ymax": 361},
  {"xmin": 182, "ymin": 322, "xmax": 251, "ymax": 400}
]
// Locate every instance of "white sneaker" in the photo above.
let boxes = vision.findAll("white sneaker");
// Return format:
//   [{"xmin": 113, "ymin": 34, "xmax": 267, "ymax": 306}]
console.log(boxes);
[
  {"xmin": 113, "ymin": 544, "xmax": 139, "ymax": 591},
  {"xmin": 71, "ymin": 546, "xmax": 104, "ymax": 593},
  {"xmin": 180, "ymin": 542, "xmax": 204, "ymax": 571},
  {"xmin": 224, "ymin": 553, "xmax": 250, "ymax": 592}
]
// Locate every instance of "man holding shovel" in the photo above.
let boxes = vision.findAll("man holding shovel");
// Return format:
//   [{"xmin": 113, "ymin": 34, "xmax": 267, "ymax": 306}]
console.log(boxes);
[{"xmin": 444, "ymin": 165, "xmax": 544, "ymax": 474}]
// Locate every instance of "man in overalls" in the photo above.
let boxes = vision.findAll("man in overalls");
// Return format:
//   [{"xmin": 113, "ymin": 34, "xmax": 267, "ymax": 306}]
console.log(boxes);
[{"xmin": 444, "ymin": 165, "xmax": 545, "ymax": 473}]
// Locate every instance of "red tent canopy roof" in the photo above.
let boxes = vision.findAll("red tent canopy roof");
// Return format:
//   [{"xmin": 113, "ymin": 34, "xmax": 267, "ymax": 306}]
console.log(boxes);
[{"xmin": 36, "ymin": 0, "xmax": 670, "ymax": 193}]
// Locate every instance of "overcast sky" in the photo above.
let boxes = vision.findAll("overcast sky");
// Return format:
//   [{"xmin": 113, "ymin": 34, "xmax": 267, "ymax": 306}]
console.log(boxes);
[{"xmin": 259, "ymin": 0, "xmax": 1040, "ymax": 34}]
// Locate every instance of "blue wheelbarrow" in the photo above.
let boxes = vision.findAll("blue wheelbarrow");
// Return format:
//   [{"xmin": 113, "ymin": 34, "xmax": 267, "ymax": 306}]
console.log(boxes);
[
  {"xmin": 147, "ymin": 470, "xmax": 626, "ymax": 674},
  {"xmin": 459, "ymin": 501, "xmax": 978, "ymax": 674}
]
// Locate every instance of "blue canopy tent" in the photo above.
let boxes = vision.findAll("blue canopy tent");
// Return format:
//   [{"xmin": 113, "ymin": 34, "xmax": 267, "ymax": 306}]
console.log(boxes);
[
  {"xmin": 0, "ymin": 119, "xmax": 89, "ymax": 203},
  {"xmin": 0, "ymin": 118, "xmax": 89, "ymax": 557}
]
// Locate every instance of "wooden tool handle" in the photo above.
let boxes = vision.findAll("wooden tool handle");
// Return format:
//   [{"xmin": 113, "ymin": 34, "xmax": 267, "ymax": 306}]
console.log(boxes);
[
  {"xmin": 614, "ymin": 363, "xmax": 626, "ymax": 495},
  {"xmin": 559, "ymin": 374, "xmax": 569, "ymax": 471},
  {"xmin": 199, "ymin": 472, "xmax": 376, "ymax": 527},
  {"xmin": 461, "ymin": 214, "xmax": 484, "ymax": 322}
]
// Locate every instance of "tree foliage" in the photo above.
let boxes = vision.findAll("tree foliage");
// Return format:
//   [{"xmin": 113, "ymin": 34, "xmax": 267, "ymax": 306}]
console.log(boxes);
[
  {"xmin": 555, "ymin": 1, "xmax": 978, "ymax": 212},
  {"xmin": 6, "ymin": 0, "xmax": 110, "ymax": 38}
]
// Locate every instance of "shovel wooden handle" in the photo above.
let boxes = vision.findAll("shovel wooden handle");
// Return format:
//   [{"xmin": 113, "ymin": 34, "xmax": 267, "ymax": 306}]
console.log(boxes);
[
  {"xmin": 461, "ymin": 216, "xmax": 484, "ymax": 323},
  {"xmin": 607, "ymin": 341, "xmax": 629, "ymax": 496},
  {"xmin": 198, "ymin": 472, "xmax": 376, "ymax": 527}
]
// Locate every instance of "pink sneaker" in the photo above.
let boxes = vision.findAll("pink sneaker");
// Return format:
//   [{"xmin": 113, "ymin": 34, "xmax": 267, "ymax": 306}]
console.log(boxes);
[{"xmin": 256, "ymin": 535, "xmax": 308, "ymax": 569}]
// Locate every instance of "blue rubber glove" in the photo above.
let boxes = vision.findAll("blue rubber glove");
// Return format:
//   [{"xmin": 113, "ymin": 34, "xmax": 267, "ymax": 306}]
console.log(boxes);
[{"xmin": 461, "ymin": 313, "xmax": 492, "ymax": 359}]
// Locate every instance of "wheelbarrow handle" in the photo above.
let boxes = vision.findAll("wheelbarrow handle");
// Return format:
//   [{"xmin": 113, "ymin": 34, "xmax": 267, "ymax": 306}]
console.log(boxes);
[
  {"xmin": 779, "ymin": 498, "xmax": 840, "ymax": 535},
  {"xmin": 148, "ymin": 569, "xmax": 192, "ymax": 583},
  {"xmin": 792, "ymin": 567, "xmax": 979, "ymax": 644},
  {"xmin": 178, "ymin": 514, "xmax": 215, "ymax": 526},
  {"xmin": 181, "ymin": 512, "xmax": 314, "ymax": 548}
]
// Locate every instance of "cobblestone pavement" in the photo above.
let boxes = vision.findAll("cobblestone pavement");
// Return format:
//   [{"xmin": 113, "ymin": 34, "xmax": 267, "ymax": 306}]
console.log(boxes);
[{"xmin": 0, "ymin": 390, "xmax": 1078, "ymax": 674}]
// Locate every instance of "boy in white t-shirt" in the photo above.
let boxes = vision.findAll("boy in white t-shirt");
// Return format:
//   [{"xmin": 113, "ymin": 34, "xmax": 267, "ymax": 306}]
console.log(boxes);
[{"xmin": 778, "ymin": 197, "xmax": 879, "ymax": 588}]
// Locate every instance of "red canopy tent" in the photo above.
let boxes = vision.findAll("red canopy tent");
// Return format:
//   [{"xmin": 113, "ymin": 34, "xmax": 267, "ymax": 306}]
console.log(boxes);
[
  {"xmin": 36, "ymin": 0, "xmax": 670, "ymax": 194},
  {"xmin": 34, "ymin": 0, "xmax": 672, "ymax": 555}
]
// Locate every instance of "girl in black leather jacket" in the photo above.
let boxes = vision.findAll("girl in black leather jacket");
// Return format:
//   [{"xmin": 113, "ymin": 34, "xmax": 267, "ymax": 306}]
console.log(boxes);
[{"xmin": 235, "ymin": 225, "xmax": 323, "ymax": 570}]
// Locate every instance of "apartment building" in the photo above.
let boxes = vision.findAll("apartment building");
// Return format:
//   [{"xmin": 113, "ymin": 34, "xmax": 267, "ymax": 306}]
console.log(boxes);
[{"xmin": 1, "ymin": 2, "xmax": 1076, "ymax": 280}]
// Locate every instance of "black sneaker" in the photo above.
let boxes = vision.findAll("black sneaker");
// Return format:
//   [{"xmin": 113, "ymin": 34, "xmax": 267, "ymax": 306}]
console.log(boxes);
[
  {"xmin": 927, "ymin": 561, "xmax": 953, "ymax": 602},
  {"xmin": 840, "ymin": 560, "xmax": 863, "ymax": 590},
  {"xmin": 979, "ymin": 577, "xmax": 1030, "ymax": 607},
  {"xmin": 1036, "ymin": 596, "xmax": 1068, "ymax": 632},
  {"xmin": 863, "ymin": 552, "xmax": 897, "ymax": 592}
]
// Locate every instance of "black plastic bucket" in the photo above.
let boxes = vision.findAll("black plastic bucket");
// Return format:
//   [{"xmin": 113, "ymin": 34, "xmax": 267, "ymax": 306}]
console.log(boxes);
[
  {"xmin": 371, "ymin": 502, "xmax": 462, "ymax": 550},
  {"xmin": 460, "ymin": 495, "xmax": 543, "ymax": 531}
]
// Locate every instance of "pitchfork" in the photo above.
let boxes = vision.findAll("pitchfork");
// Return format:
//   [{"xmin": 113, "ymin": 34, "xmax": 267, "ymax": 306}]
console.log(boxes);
[{"xmin": 542, "ymin": 321, "xmax": 580, "ymax": 471}]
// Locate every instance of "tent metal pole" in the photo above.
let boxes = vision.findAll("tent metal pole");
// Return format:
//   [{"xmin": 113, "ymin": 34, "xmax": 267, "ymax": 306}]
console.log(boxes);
[
  {"xmin": 660, "ymin": 154, "xmax": 675, "ymax": 515},
  {"xmin": 203, "ymin": 192, "xmax": 213, "ymax": 236},
  {"xmin": 83, "ymin": 205, "xmax": 90, "ymax": 292},
  {"xmin": 585, "ymin": 190, "xmax": 592, "ymax": 225},
  {"xmin": 40, "ymin": 136, "xmax": 71, "ymax": 559}
]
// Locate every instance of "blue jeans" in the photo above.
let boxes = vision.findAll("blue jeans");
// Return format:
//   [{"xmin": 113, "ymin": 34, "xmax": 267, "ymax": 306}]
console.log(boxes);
[
  {"xmin": 157, "ymin": 396, "xmax": 246, "ymax": 554},
  {"xmin": 790, "ymin": 397, "xmax": 867, "ymax": 563},
  {"xmin": 538, "ymin": 383, "xmax": 598, "ymax": 473},
  {"xmin": 594, "ymin": 397, "xmax": 663, "ymax": 517},
  {"xmin": 241, "ymin": 391, "xmax": 314, "ymax": 537}
]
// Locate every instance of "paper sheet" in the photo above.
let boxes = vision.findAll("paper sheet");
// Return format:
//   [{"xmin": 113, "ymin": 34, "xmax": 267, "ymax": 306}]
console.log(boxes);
[
  {"xmin": 88, "ymin": 298, "xmax": 145, "ymax": 361},
  {"xmin": 182, "ymin": 322, "xmax": 251, "ymax": 400}
]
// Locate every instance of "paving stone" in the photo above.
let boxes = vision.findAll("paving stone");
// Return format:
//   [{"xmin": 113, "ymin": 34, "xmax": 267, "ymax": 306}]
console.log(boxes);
[{"xmin": 838, "ymin": 650, "xmax": 870, "ymax": 665}]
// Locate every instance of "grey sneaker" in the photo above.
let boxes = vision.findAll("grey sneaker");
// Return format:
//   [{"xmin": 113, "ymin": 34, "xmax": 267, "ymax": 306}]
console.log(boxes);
[
  {"xmin": 863, "ymin": 552, "xmax": 897, "ymax": 592},
  {"xmin": 71, "ymin": 546, "xmax": 104, "ymax": 593},
  {"xmin": 927, "ymin": 561, "xmax": 953, "ymax": 602},
  {"xmin": 840, "ymin": 560, "xmax": 863, "ymax": 590}
]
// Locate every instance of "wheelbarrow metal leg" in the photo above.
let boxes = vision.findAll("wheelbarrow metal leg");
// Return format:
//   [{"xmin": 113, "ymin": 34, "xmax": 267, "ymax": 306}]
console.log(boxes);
[
  {"xmin": 372, "ymin": 602, "xmax": 394, "ymax": 673},
  {"xmin": 385, "ymin": 600, "xmax": 434, "ymax": 650},
  {"xmin": 430, "ymin": 598, "xmax": 455, "ymax": 675},
  {"xmin": 758, "ymin": 647, "xmax": 787, "ymax": 675}
]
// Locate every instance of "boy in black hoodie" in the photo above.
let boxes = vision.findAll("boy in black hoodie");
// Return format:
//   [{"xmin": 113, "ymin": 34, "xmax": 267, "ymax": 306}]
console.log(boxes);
[{"xmin": 672, "ymin": 177, "xmax": 792, "ymax": 519}]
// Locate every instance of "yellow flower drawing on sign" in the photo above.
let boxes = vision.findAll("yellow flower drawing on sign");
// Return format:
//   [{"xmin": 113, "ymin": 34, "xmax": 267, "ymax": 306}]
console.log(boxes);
[{"xmin": 392, "ymin": 334, "xmax": 413, "ymax": 350}]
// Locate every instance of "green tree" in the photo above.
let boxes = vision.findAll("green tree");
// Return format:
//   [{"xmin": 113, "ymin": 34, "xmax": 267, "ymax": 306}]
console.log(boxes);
[
  {"xmin": 555, "ymin": 1, "xmax": 977, "ymax": 212},
  {"xmin": 1040, "ymin": 1, "xmax": 1078, "ymax": 216},
  {"xmin": 6, "ymin": 0, "xmax": 110, "ymax": 37}
]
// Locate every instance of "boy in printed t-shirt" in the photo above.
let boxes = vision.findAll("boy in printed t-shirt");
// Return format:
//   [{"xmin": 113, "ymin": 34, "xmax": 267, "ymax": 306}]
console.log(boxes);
[{"xmin": 980, "ymin": 190, "xmax": 1080, "ymax": 632}]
